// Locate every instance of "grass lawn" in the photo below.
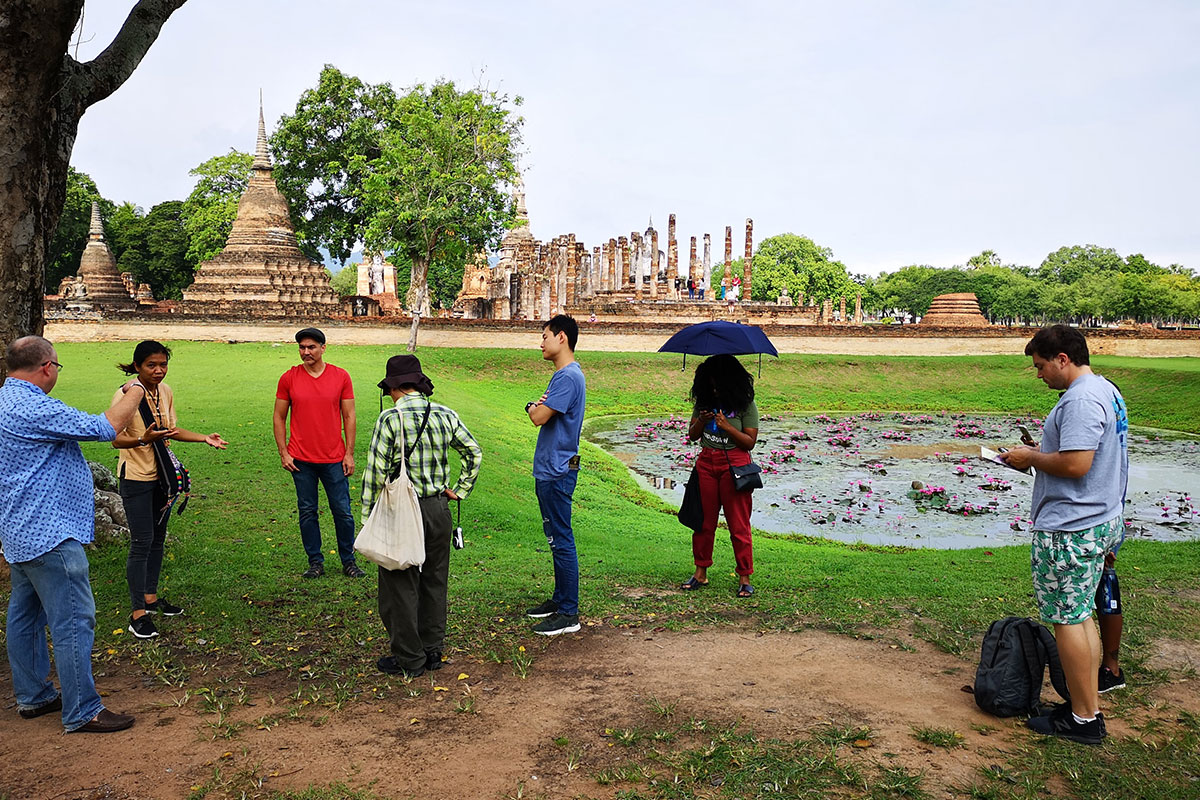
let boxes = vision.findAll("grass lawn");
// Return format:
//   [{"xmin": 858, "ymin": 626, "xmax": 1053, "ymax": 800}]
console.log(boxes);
[{"xmin": 15, "ymin": 343, "xmax": 1200, "ymax": 799}]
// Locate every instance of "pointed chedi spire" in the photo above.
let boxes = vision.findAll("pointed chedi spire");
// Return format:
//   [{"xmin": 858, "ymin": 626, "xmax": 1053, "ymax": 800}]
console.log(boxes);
[
  {"xmin": 253, "ymin": 96, "xmax": 272, "ymax": 170},
  {"xmin": 89, "ymin": 201, "xmax": 105, "ymax": 240}
]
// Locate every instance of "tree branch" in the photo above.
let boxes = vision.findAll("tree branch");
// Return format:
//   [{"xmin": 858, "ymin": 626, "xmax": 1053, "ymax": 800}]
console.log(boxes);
[{"xmin": 78, "ymin": 0, "xmax": 188, "ymax": 108}]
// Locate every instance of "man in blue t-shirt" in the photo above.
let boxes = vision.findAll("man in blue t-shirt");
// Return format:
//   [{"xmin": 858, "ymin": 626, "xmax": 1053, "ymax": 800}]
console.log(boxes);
[
  {"xmin": 524, "ymin": 315, "xmax": 586, "ymax": 636},
  {"xmin": 1000, "ymin": 325, "xmax": 1129, "ymax": 745}
]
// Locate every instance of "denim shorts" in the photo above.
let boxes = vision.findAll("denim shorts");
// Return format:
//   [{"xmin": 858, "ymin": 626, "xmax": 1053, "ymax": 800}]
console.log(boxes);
[{"xmin": 1031, "ymin": 516, "xmax": 1123, "ymax": 625}]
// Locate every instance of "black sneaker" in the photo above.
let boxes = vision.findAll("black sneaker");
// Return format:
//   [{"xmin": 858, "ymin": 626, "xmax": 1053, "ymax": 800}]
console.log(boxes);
[
  {"xmin": 128, "ymin": 614, "xmax": 160, "ymax": 639},
  {"xmin": 1025, "ymin": 703, "xmax": 1106, "ymax": 745},
  {"xmin": 144, "ymin": 599, "xmax": 183, "ymax": 616},
  {"xmin": 376, "ymin": 655, "xmax": 424, "ymax": 679},
  {"xmin": 525, "ymin": 599, "xmax": 558, "ymax": 619},
  {"xmin": 532, "ymin": 612, "xmax": 580, "ymax": 637},
  {"xmin": 425, "ymin": 650, "xmax": 444, "ymax": 671},
  {"xmin": 302, "ymin": 562, "xmax": 325, "ymax": 579},
  {"xmin": 1098, "ymin": 666, "xmax": 1126, "ymax": 694},
  {"xmin": 342, "ymin": 562, "xmax": 366, "ymax": 578}
]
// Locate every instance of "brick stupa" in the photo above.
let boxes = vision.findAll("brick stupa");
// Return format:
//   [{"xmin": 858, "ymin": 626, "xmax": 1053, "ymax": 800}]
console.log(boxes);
[
  {"xmin": 72, "ymin": 202, "xmax": 136, "ymax": 309},
  {"xmin": 182, "ymin": 105, "xmax": 337, "ymax": 315},
  {"xmin": 920, "ymin": 292, "xmax": 991, "ymax": 327}
]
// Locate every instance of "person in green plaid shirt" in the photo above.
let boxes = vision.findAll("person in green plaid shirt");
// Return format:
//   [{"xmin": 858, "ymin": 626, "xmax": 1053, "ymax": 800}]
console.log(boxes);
[{"xmin": 362, "ymin": 355, "xmax": 482, "ymax": 678}]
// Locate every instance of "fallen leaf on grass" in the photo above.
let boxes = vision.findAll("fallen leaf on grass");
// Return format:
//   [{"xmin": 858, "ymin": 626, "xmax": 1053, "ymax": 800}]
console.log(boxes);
[
  {"xmin": 853, "ymin": 739, "xmax": 873, "ymax": 748},
  {"xmin": 433, "ymin": 686, "xmax": 448, "ymax": 692},
  {"xmin": 409, "ymin": 718, "xmax": 419, "ymax": 725},
  {"xmin": 457, "ymin": 673, "xmax": 469, "ymax": 680}
]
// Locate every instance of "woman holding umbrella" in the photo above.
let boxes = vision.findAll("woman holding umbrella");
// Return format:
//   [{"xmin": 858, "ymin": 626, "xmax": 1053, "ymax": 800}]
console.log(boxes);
[{"xmin": 680, "ymin": 354, "xmax": 759, "ymax": 597}]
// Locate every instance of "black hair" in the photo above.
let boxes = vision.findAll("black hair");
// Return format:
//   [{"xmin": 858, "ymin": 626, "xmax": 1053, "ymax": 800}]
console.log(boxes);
[
  {"xmin": 4, "ymin": 335, "xmax": 54, "ymax": 372},
  {"xmin": 544, "ymin": 314, "xmax": 579, "ymax": 351},
  {"xmin": 1024, "ymin": 324, "xmax": 1090, "ymax": 366},
  {"xmin": 118, "ymin": 340, "xmax": 172, "ymax": 375},
  {"xmin": 688, "ymin": 354, "xmax": 755, "ymax": 413}
]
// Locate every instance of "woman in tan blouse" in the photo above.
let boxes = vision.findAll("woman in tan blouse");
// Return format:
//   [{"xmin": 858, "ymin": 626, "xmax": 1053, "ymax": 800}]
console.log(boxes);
[{"xmin": 113, "ymin": 341, "xmax": 227, "ymax": 639}]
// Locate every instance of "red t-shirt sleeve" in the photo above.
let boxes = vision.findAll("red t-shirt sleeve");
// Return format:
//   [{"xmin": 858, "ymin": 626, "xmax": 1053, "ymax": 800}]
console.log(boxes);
[
  {"xmin": 276, "ymin": 369, "xmax": 292, "ymax": 401},
  {"xmin": 340, "ymin": 369, "xmax": 354, "ymax": 400}
]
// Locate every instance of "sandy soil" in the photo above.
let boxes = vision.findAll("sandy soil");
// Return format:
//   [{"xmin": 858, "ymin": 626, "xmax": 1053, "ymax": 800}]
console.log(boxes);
[
  {"xmin": 44, "ymin": 320, "xmax": 1200, "ymax": 357},
  {"xmin": 1, "ymin": 623, "xmax": 1196, "ymax": 800}
]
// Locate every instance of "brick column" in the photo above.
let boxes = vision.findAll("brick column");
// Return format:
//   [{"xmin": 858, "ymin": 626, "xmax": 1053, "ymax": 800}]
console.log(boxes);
[
  {"xmin": 608, "ymin": 238, "xmax": 617, "ymax": 294},
  {"xmin": 743, "ymin": 218, "xmax": 754, "ymax": 301},
  {"xmin": 702, "ymin": 233, "xmax": 712, "ymax": 294},
  {"xmin": 689, "ymin": 236, "xmax": 697, "ymax": 291},
  {"xmin": 632, "ymin": 233, "xmax": 643, "ymax": 300},
  {"xmin": 649, "ymin": 229, "xmax": 659, "ymax": 298},
  {"xmin": 667, "ymin": 214, "xmax": 678, "ymax": 300},
  {"xmin": 723, "ymin": 225, "xmax": 732, "ymax": 294}
]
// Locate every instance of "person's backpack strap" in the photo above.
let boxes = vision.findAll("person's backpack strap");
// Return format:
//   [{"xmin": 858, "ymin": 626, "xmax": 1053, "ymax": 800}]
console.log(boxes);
[
  {"xmin": 1015, "ymin": 620, "xmax": 1048, "ymax": 715},
  {"xmin": 1036, "ymin": 624, "xmax": 1072, "ymax": 704}
]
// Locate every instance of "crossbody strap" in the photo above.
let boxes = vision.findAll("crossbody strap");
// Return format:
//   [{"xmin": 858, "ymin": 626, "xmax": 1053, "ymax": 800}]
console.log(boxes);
[{"xmin": 388, "ymin": 399, "xmax": 432, "ymax": 482}]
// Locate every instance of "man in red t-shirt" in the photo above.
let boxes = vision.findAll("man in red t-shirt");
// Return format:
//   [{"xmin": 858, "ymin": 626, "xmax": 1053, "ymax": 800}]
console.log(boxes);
[{"xmin": 272, "ymin": 328, "xmax": 363, "ymax": 578}]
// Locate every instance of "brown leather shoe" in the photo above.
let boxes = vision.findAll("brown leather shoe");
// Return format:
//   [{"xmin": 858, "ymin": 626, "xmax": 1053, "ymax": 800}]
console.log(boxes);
[{"xmin": 74, "ymin": 709, "xmax": 135, "ymax": 733}]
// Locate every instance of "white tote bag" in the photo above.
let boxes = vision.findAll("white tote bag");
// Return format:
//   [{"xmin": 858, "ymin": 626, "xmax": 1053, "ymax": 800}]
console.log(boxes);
[{"xmin": 354, "ymin": 418, "xmax": 426, "ymax": 571}]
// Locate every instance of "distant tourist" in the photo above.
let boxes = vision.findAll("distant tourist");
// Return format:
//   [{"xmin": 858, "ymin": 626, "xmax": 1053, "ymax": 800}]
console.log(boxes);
[
  {"xmin": 731, "ymin": 275, "xmax": 742, "ymax": 304},
  {"xmin": 524, "ymin": 315, "xmax": 586, "ymax": 636},
  {"xmin": 363, "ymin": 355, "xmax": 482, "ymax": 677},
  {"xmin": 273, "ymin": 328, "xmax": 364, "ymax": 579},
  {"xmin": 698, "ymin": 276, "xmax": 707, "ymax": 301},
  {"xmin": 687, "ymin": 277, "xmax": 696, "ymax": 300},
  {"xmin": 113, "ymin": 341, "xmax": 228, "ymax": 639},
  {"xmin": 719, "ymin": 279, "xmax": 727, "ymax": 301},
  {"xmin": 680, "ymin": 355, "xmax": 759, "ymax": 597},
  {"xmin": 0, "ymin": 336, "xmax": 144, "ymax": 732},
  {"xmin": 999, "ymin": 325, "xmax": 1128, "ymax": 744}
]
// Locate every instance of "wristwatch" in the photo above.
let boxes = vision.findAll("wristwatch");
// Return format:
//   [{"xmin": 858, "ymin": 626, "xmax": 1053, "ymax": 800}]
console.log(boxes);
[
  {"xmin": 136, "ymin": 436, "xmax": 146, "ymax": 447},
  {"xmin": 525, "ymin": 402, "xmax": 536, "ymax": 413}
]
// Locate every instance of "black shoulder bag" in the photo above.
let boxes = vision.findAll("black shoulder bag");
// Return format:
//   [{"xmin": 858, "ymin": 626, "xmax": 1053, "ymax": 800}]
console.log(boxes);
[{"xmin": 137, "ymin": 398, "xmax": 191, "ymax": 521}]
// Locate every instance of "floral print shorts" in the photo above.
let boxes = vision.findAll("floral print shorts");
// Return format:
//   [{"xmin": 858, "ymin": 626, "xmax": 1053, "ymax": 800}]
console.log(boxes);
[{"xmin": 1031, "ymin": 516, "xmax": 1123, "ymax": 625}]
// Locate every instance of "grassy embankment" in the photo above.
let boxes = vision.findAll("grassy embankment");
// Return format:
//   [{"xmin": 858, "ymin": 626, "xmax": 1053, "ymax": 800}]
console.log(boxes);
[{"xmin": 24, "ymin": 344, "xmax": 1200, "ymax": 799}]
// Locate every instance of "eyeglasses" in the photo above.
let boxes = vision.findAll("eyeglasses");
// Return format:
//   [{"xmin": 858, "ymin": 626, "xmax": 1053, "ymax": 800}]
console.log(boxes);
[{"xmin": 43, "ymin": 361, "xmax": 63, "ymax": 371}]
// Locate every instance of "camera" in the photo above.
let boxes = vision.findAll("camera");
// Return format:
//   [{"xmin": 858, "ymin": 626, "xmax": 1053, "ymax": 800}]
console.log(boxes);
[{"xmin": 452, "ymin": 526, "xmax": 464, "ymax": 550}]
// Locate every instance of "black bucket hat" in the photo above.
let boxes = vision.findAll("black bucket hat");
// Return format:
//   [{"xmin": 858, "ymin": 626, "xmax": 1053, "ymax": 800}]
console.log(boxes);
[{"xmin": 378, "ymin": 354, "xmax": 434, "ymax": 396}]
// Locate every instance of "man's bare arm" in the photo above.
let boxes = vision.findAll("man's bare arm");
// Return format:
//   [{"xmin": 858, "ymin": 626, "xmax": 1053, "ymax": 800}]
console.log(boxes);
[{"xmin": 104, "ymin": 383, "xmax": 146, "ymax": 432}]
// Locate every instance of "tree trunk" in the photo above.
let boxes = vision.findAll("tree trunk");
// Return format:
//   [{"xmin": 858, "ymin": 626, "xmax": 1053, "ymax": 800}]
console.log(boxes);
[
  {"xmin": 0, "ymin": 0, "xmax": 186, "ymax": 377},
  {"xmin": 405, "ymin": 252, "xmax": 432, "ymax": 351}
]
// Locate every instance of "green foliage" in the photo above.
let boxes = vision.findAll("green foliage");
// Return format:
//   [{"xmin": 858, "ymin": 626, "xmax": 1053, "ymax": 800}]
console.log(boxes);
[
  {"xmin": 364, "ymin": 80, "xmax": 522, "ymax": 315},
  {"xmin": 182, "ymin": 150, "xmax": 253, "ymax": 266},
  {"xmin": 750, "ymin": 233, "xmax": 856, "ymax": 303},
  {"xmin": 272, "ymin": 66, "xmax": 398, "ymax": 265},
  {"xmin": 114, "ymin": 201, "xmax": 194, "ymax": 300},
  {"xmin": 868, "ymin": 246, "xmax": 1200, "ymax": 326},
  {"xmin": 328, "ymin": 264, "xmax": 358, "ymax": 296},
  {"xmin": 273, "ymin": 67, "xmax": 523, "ymax": 325}
]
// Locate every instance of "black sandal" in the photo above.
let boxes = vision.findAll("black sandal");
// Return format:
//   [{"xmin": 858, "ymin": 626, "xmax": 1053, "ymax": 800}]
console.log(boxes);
[{"xmin": 680, "ymin": 576, "xmax": 708, "ymax": 591}]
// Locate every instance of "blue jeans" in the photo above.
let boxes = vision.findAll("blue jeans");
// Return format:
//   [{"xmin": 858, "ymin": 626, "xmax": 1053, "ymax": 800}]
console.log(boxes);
[
  {"xmin": 535, "ymin": 471, "xmax": 579, "ymax": 616},
  {"xmin": 7, "ymin": 539, "xmax": 104, "ymax": 731},
  {"xmin": 291, "ymin": 460, "xmax": 357, "ymax": 566}
]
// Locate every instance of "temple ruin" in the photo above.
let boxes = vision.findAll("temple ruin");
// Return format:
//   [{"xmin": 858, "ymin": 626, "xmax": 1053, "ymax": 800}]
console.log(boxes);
[
  {"xmin": 451, "ymin": 181, "xmax": 858, "ymax": 326},
  {"xmin": 52, "ymin": 202, "xmax": 141, "ymax": 312},
  {"xmin": 919, "ymin": 293, "xmax": 991, "ymax": 327},
  {"xmin": 181, "ymin": 105, "xmax": 338, "ymax": 316}
]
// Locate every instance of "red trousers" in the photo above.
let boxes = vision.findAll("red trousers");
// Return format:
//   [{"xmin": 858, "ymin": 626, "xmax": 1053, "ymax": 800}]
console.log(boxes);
[{"xmin": 692, "ymin": 447, "xmax": 754, "ymax": 577}]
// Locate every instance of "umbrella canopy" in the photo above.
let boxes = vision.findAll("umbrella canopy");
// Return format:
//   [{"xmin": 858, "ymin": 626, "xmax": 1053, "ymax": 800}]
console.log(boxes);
[{"xmin": 658, "ymin": 320, "xmax": 779, "ymax": 357}]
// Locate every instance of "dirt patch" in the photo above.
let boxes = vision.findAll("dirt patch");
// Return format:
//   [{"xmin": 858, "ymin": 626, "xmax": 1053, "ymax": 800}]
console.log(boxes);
[
  {"xmin": 0, "ymin": 625, "xmax": 1178, "ymax": 799},
  {"xmin": 1146, "ymin": 637, "xmax": 1200, "ymax": 673}
]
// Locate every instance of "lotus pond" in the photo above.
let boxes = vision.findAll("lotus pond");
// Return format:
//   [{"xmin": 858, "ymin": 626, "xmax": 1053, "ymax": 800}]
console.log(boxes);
[{"xmin": 586, "ymin": 411, "xmax": 1200, "ymax": 549}]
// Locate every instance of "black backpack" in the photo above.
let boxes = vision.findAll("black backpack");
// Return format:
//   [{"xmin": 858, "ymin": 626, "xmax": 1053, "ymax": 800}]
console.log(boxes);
[{"xmin": 973, "ymin": 617, "xmax": 1071, "ymax": 717}]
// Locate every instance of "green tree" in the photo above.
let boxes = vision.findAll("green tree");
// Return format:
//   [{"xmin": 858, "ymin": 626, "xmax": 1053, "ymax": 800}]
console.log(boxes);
[
  {"xmin": 1037, "ymin": 245, "xmax": 1124, "ymax": 284},
  {"xmin": 364, "ymin": 80, "xmax": 522, "ymax": 349},
  {"xmin": 329, "ymin": 264, "xmax": 358, "ymax": 296},
  {"xmin": 106, "ymin": 200, "xmax": 144, "ymax": 264},
  {"xmin": 750, "ymin": 233, "xmax": 855, "ymax": 304},
  {"xmin": 116, "ymin": 200, "xmax": 193, "ymax": 299},
  {"xmin": 272, "ymin": 66, "xmax": 398, "ymax": 264},
  {"xmin": 181, "ymin": 150, "xmax": 252, "ymax": 265},
  {"xmin": 1, "ymin": 0, "xmax": 187, "ymax": 370}
]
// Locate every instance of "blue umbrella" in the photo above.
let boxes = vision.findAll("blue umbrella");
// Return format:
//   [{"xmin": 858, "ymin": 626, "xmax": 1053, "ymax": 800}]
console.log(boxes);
[{"xmin": 658, "ymin": 320, "xmax": 779, "ymax": 374}]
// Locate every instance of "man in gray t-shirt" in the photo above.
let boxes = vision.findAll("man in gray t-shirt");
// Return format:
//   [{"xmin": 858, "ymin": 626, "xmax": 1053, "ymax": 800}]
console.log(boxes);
[{"xmin": 1000, "ymin": 325, "xmax": 1128, "ymax": 745}]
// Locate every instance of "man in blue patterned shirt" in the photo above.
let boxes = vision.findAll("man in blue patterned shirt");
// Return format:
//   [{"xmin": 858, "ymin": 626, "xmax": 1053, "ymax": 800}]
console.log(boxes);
[{"xmin": 0, "ymin": 336, "xmax": 146, "ymax": 733}]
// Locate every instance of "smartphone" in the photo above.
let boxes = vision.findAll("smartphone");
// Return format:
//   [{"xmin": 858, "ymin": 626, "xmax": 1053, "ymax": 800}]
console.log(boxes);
[{"xmin": 1018, "ymin": 425, "xmax": 1034, "ymax": 446}]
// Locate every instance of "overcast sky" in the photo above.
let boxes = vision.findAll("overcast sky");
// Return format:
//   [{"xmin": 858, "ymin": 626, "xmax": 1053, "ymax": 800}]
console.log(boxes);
[{"xmin": 70, "ymin": 0, "xmax": 1200, "ymax": 275}]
